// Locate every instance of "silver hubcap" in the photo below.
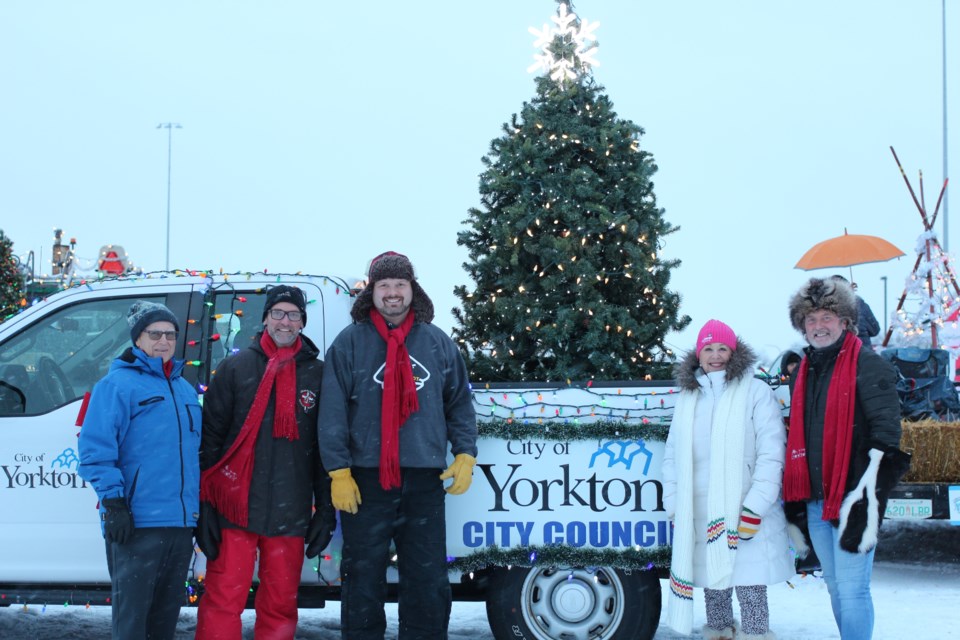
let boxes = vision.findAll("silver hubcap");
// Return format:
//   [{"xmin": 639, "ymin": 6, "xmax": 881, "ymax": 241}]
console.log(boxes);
[{"xmin": 520, "ymin": 567, "xmax": 626, "ymax": 640}]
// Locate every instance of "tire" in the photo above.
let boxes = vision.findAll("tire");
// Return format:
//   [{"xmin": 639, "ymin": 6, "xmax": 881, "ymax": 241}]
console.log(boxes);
[{"xmin": 485, "ymin": 566, "xmax": 661, "ymax": 640}]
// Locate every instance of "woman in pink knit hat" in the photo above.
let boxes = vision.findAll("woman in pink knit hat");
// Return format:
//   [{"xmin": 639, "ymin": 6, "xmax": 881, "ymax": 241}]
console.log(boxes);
[{"xmin": 662, "ymin": 319, "xmax": 794, "ymax": 640}]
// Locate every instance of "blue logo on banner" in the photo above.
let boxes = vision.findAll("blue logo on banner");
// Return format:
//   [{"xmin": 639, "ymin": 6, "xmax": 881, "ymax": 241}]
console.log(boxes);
[{"xmin": 589, "ymin": 440, "xmax": 653, "ymax": 475}]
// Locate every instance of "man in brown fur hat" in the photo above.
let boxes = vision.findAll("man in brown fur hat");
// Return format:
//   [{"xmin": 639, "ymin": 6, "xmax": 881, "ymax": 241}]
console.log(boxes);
[
  {"xmin": 318, "ymin": 251, "xmax": 477, "ymax": 640},
  {"xmin": 783, "ymin": 276, "xmax": 908, "ymax": 640}
]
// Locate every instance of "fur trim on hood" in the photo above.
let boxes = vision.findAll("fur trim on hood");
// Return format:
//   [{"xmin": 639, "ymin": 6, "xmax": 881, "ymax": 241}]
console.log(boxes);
[
  {"xmin": 674, "ymin": 339, "xmax": 758, "ymax": 392},
  {"xmin": 788, "ymin": 277, "xmax": 859, "ymax": 335}
]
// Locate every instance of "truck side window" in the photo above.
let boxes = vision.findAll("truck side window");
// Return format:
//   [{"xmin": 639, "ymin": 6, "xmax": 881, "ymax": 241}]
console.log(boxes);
[
  {"xmin": 0, "ymin": 296, "xmax": 167, "ymax": 416},
  {"xmin": 205, "ymin": 290, "xmax": 269, "ymax": 377}
]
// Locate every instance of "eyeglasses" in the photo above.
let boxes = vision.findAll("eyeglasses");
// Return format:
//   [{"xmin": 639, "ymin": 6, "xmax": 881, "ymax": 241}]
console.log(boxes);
[
  {"xmin": 143, "ymin": 330, "xmax": 178, "ymax": 341},
  {"xmin": 269, "ymin": 309, "xmax": 303, "ymax": 322}
]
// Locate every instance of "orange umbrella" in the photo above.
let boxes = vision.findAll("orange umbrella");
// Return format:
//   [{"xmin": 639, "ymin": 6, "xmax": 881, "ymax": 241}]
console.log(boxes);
[{"xmin": 794, "ymin": 229, "xmax": 905, "ymax": 271}]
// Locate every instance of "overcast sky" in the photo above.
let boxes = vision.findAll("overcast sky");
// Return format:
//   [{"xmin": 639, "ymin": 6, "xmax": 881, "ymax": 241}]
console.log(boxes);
[{"xmin": 1, "ymin": 1, "xmax": 956, "ymax": 368}]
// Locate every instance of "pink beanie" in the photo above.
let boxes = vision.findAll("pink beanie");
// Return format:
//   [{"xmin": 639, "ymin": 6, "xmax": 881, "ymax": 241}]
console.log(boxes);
[{"xmin": 696, "ymin": 319, "xmax": 737, "ymax": 357}]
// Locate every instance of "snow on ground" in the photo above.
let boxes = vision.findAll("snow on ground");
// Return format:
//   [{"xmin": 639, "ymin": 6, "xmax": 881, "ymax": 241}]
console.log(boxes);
[{"xmin": 2, "ymin": 521, "xmax": 958, "ymax": 639}]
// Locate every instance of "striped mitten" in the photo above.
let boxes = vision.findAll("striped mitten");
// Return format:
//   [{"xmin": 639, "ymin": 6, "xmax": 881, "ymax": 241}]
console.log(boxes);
[{"xmin": 738, "ymin": 507, "xmax": 761, "ymax": 541}]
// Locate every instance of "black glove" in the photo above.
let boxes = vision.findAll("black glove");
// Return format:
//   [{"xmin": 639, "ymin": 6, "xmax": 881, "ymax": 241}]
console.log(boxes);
[
  {"xmin": 196, "ymin": 501, "xmax": 222, "ymax": 561},
  {"xmin": 101, "ymin": 497, "xmax": 134, "ymax": 545},
  {"xmin": 304, "ymin": 509, "xmax": 335, "ymax": 559}
]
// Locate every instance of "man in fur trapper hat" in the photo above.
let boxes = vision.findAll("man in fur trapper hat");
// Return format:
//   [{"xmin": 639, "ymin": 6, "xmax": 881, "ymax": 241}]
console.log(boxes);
[
  {"xmin": 783, "ymin": 277, "xmax": 910, "ymax": 640},
  {"xmin": 318, "ymin": 251, "xmax": 477, "ymax": 639},
  {"xmin": 349, "ymin": 250, "xmax": 436, "ymax": 324}
]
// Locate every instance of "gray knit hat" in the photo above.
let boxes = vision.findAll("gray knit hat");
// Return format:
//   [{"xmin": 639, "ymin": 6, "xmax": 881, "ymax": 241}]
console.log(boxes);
[
  {"xmin": 128, "ymin": 301, "xmax": 179, "ymax": 343},
  {"xmin": 788, "ymin": 277, "xmax": 859, "ymax": 333}
]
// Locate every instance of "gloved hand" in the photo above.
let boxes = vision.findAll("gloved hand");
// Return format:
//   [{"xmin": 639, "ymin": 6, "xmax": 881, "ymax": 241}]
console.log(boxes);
[
  {"xmin": 196, "ymin": 501, "xmax": 222, "ymax": 561},
  {"xmin": 439, "ymin": 453, "xmax": 477, "ymax": 495},
  {"xmin": 305, "ymin": 508, "xmax": 336, "ymax": 559},
  {"xmin": 738, "ymin": 506, "xmax": 761, "ymax": 541},
  {"xmin": 101, "ymin": 497, "xmax": 134, "ymax": 545},
  {"xmin": 329, "ymin": 468, "xmax": 361, "ymax": 514}
]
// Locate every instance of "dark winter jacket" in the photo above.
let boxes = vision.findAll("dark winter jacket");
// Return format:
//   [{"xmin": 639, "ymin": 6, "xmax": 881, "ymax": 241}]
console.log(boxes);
[
  {"xmin": 785, "ymin": 331, "xmax": 909, "ymax": 554},
  {"xmin": 79, "ymin": 347, "xmax": 201, "ymax": 532},
  {"xmin": 201, "ymin": 332, "xmax": 332, "ymax": 537},
  {"xmin": 856, "ymin": 297, "xmax": 881, "ymax": 343},
  {"xmin": 318, "ymin": 320, "xmax": 477, "ymax": 472}
]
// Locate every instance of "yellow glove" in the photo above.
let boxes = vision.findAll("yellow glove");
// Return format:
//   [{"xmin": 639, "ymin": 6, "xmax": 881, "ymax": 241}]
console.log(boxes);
[
  {"xmin": 329, "ymin": 468, "xmax": 361, "ymax": 514},
  {"xmin": 439, "ymin": 454, "xmax": 477, "ymax": 495}
]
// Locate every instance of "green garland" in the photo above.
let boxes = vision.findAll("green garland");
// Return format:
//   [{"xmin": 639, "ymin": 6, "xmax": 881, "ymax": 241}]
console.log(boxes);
[
  {"xmin": 448, "ymin": 544, "xmax": 671, "ymax": 573},
  {"xmin": 476, "ymin": 418, "xmax": 671, "ymax": 442}
]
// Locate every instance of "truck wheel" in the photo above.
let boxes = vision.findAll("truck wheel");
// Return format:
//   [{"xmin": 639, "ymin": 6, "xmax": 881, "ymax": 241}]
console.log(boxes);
[{"xmin": 484, "ymin": 566, "xmax": 661, "ymax": 640}]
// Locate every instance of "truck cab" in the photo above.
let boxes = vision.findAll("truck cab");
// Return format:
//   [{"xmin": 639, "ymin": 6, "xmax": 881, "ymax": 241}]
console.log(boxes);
[{"xmin": 0, "ymin": 272, "xmax": 355, "ymax": 589}]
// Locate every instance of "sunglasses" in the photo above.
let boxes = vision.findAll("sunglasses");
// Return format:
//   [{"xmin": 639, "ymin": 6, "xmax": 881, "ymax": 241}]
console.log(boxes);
[{"xmin": 143, "ymin": 330, "xmax": 178, "ymax": 341}]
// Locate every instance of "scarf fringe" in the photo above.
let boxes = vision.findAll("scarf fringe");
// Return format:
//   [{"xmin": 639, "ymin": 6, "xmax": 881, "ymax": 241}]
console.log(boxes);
[
  {"xmin": 201, "ymin": 466, "xmax": 251, "ymax": 527},
  {"xmin": 273, "ymin": 412, "xmax": 298, "ymax": 441}
]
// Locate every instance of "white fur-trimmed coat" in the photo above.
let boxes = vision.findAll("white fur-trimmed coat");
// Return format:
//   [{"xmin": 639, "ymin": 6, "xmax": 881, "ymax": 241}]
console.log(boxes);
[{"xmin": 663, "ymin": 344, "xmax": 796, "ymax": 587}]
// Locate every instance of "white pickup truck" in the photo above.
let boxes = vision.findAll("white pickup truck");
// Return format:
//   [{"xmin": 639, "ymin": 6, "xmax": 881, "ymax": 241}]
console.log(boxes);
[{"xmin": 0, "ymin": 272, "xmax": 674, "ymax": 640}]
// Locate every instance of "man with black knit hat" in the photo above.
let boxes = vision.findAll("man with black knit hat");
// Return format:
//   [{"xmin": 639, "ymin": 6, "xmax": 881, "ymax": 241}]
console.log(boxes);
[
  {"xmin": 196, "ymin": 284, "xmax": 335, "ymax": 639},
  {"xmin": 79, "ymin": 300, "xmax": 199, "ymax": 639},
  {"xmin": 783, "ymin": 277, "xmax": 909, "ymax": 640},
  {"xmin": 318, "ymin": 251, "xmax": 477, "ymax": 640}
]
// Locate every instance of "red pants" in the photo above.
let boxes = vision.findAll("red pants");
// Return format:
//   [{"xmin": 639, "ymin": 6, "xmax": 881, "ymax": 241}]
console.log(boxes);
[{"xmin": 196, "ymin": 529, "xmax": 305, "ymax": 640}]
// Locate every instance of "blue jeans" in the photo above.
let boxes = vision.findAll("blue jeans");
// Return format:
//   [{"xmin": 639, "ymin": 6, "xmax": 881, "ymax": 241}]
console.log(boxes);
[{"xmin": 806, "ymin": 500, "xmax": 876, "ymax": 640}]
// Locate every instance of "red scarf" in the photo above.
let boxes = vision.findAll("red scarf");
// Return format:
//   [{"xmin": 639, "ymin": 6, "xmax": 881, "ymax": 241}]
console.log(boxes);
[
  {"xmin": 370, "ymin": 309, "xmax": 419, "ymax": 490},
  {"xmin": 784, "ymin": 331, "xmax": 861, "ymax": 520},
  {"xmin": 200, "ymin": 332, "xmax": 301, "ymax": 526}
]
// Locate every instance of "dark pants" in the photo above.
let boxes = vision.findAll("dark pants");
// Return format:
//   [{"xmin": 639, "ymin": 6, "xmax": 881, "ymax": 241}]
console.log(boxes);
[
  {"xmin": 104, "ymin": 527, "xmax": 194, "ymax": 640},
  {"xmin": 340, "ymin": 467, "xmax": 451, "ymax": 640}
]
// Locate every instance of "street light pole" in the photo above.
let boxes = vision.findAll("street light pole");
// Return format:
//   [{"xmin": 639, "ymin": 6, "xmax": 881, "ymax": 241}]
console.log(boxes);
[
  {"xmin": 157, "ymin": 123, "xmax": 182, "ymax": 271},
  {"xmin": 942, "ymin": 0, "xmax": 949, "ymax": 253},
  {"xmin": 881, "ymin": 276, "xmax": 888, "ymax": 335}
]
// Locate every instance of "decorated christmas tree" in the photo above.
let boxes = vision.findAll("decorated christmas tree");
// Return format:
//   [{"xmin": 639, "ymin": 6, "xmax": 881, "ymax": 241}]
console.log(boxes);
[
  {"xmin": 453, "ymin": 2, "xmax": 689, "ymax": 382},
  {"xmin": 0, "ymin": 230, "xmax": 26, "ymax": 321}
]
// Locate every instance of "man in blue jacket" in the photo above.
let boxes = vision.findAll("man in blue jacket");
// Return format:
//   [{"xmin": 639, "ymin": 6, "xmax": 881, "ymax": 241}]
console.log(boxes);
[
  {"xmin": 318, "ymin": 251, "xmax": 477, "ymax": 640},
  {"xmin": 78, "ymin": 300, "xmax": 201, "ymax": 640}
]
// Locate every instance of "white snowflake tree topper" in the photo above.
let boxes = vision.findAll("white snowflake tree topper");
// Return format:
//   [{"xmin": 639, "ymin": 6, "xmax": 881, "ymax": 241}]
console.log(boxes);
[{"xmin": 528, "ymin": 3, "xmax": 600, "ymax": 82}]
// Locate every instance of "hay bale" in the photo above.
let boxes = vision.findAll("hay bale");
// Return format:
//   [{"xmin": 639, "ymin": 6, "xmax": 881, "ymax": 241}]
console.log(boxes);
[{"xmin": 900, "ymin": 420, "xmax": 960, "ymax": 483}]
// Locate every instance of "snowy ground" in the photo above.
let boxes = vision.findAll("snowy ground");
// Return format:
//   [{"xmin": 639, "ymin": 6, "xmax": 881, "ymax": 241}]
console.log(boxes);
[{"xmin": 2, "ymin": 521, "xmax": 957, "ymax": 639}]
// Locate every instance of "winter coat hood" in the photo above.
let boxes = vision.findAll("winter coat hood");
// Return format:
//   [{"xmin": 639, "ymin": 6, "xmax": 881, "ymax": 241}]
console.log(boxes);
[{"xmin": 674, "ymin": 339, "xmax": 758, "ymax": 392}]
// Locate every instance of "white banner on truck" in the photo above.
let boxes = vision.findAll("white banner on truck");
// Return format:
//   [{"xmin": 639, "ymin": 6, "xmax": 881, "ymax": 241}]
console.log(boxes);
[{"xmin": 445, "ymin": 437, "xmax": 670, "ymax": 557}]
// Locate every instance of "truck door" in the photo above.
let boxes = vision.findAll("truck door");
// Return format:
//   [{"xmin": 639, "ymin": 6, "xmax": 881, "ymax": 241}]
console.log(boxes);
[{"xmin": 0, "ymin": 292, "xmax": 191, "ymax": 583}]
